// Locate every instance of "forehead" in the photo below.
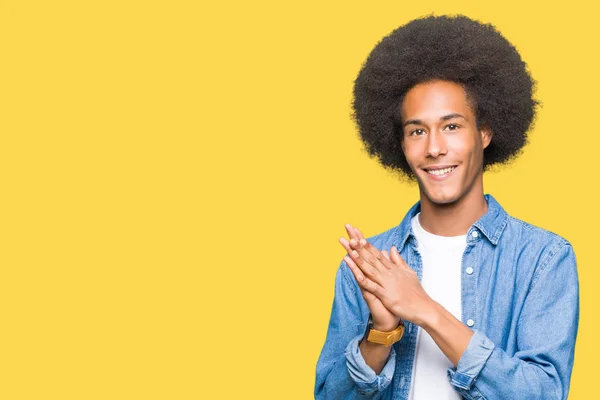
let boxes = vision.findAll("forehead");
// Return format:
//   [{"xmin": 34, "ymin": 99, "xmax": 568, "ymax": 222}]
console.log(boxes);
[{"xmin": 400, "ymin": 80, "xmax": 474, "ymax": 121}]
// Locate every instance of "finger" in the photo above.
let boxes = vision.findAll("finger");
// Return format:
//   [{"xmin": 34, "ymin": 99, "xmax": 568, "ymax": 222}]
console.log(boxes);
[
  {"xmin": 345, "ymin": 224, "xmax": 364, "ymax": 251},
  {"xmin": 390, "ymin": 245, "xmax": 402, "ymax": 264},
  {"xmin": 345, "ymin": 224, "xmax": 359, "ymax": 243},
  {"xmin": 349, "ymin": 237, "xmax": 361, "ymax": 250},
  {"xmin": 340, "ymin": 238, "xmax": 373, "ymax": 273},
  {"xmin": 338, "ymin": 237, "xmax": 353, "ymax": 255},
  {"xmin": 344, "ymin": 256, "xmax": 383, "ymax": 296},
  {"xmin": 353, "ymin": 226, "xmax": 366, "ymax": 241},
  {"xmin": 339, "ymin": 237, "xmax": 370, "ymax": 271},
  {"xmin": 381, "ymin": 250, "xmax": 390, "ymax": 261},
  {"xmin": 344, "ymin": 255, "xmax": 366, "ymax": 283},
  {"xmin": 358, "ymin": 272, "xmax": 383, "ymax": 297},
  {"xmin": 360, "ymin": 287, "xmax": 379, "ymax": 304},
  {"xmin": 347, "ymin": 247, "xmax": 381, "ymax": 282},
  {"xmin": 390, "ymin": 246, "xmax": 411, "ymax": 271},
  {"xmin": 359, "ymin": 239, "xmax": 394, "ymax": 271}
]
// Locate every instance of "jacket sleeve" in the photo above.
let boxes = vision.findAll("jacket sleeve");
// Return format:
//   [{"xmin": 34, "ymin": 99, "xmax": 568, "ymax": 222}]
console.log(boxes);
[
  {"xmin": 315, "ymin": 260, "xmax": 396, "ymax": 399},
  {"xmin": 447, "ymin": 242, "xmax": 579, "ymax": 400}
]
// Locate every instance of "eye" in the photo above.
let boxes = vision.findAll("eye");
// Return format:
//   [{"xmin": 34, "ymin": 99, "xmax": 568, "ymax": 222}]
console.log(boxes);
[
  {"xmin": 409, "ymin": 128, "xmax": 426, "ymax": 136},
  {"xmin": 444, "ymin": 124, "xmax": 460, "ymax": 131}
]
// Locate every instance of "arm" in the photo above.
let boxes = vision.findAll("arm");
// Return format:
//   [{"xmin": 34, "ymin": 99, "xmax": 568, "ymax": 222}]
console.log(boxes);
[
  {"xmin": 347, "ymin": 239, "xmax": 475, "ymax": 368},
  {"xmin": 446, "ymin": 242, "xmax": 579, "ymax": 400},
  {"xmin": 419, "ymin": 301, "xmax": 474, "ymax": 366},
  {"xmin": 315, "ymin": 261, "xmax": 396, "ymax": 400},
  {"xmin": 359, "ymin": 336, "xmax": 395, "ymax": 375},
  {"xmin": 348, "ymin": 235, "xmax": 579, "ymax": 400}
]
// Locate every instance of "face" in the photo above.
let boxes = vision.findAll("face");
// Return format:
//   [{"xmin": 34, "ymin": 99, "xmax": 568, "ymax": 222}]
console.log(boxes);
[{"xmin": 400, "ymin": 80, "xmax": 492, "ymax": 206}]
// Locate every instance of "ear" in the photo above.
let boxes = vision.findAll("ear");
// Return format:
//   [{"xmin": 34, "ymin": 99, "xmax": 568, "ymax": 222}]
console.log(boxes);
[{"xmin": 480, "ymin": 125, "xmax": 493, "ymax": 149}]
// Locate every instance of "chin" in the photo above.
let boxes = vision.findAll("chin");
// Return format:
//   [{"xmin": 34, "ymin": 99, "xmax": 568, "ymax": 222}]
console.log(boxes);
[
  {"xmin": 423, "ymin": 187, "xmax": 462, "ymax": 205},
  {"xmin": 430, "ymin": 196, "xmax": 460, "ymax": 205}
]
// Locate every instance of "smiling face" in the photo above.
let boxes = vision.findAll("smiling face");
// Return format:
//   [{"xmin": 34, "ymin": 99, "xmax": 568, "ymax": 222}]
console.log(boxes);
[{"xmin": 400, "ymin": 80, "xmax": 492, "ymax": 206}]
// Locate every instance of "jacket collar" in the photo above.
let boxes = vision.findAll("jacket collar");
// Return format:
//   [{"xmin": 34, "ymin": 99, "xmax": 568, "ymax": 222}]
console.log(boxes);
[{"xmin": 394, "ymin": 194, "xmax": 508, "ymax": 248}]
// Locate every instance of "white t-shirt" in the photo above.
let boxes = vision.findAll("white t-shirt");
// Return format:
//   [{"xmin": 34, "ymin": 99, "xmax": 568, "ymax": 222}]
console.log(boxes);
[{"xmin": 408, "ymin": 213, "xmax": 466, "ymax": 400}]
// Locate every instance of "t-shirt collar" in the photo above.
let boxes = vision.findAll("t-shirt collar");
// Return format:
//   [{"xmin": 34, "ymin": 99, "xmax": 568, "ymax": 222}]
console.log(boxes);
[{"xmin": 394, "ymin": 194, "xmax": 508, "ymax": 249}]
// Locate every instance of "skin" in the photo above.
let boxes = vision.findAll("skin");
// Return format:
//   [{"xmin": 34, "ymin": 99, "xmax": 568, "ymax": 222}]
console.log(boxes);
[
  {"xmin": 401, "ymin": 80, "xmax": 492, "ymax": 236},
  {"xmin": 338, "ymin": 80, "xmax": 492, "ymax": 374}
]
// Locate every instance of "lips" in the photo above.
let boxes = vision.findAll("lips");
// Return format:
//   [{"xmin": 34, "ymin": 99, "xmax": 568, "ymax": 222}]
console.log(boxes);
[
  {"xmin": 425, "ymin": 166, "xmax": 456, "ymax": 176},
  {"xmin": 422, "ymin": 165, "xmax": 458, "ymax": 179}
]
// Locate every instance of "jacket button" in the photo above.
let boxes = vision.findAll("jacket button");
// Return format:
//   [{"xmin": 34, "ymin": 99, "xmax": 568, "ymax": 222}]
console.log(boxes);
[
  {"xmin": 467, "ymin": 319, "xmax": 475, "ymax": 327},
  {"xmin": 466, "ymin": 267, "xmax": 474, "ymax": 275},
  {"xmin": 471, "ymin": 231, "xmax": 479, "ymax": 238}
]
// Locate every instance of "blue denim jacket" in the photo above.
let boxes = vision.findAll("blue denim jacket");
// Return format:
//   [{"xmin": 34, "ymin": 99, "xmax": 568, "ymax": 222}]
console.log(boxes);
[{"xmin": 315, "ymin": 194, "xmax": 579, "ymax": 400}]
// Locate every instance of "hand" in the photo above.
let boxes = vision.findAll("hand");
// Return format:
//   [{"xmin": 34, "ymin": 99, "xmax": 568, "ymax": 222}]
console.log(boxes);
[
  {"xmin": 339, "ymin": 224, "xmax": 400, "ymax": 331},
  {"xmin": 340, "ymin": 225, "xmax": 436, "ymax": 326}
]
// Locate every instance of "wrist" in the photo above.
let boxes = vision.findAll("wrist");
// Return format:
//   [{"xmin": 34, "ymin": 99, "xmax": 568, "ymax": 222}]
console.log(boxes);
[
  {"xmin": 415, "ymin": 299, "xmax": 442, "ymax": 330},
  {"xmin": 360, "ymin": 336, "xmax": 390, "ymax": 350},
  {"xmin": 364, "ymin": 315, "xmax": 405, "ymax": 346},
  {"xmin": 372, "ymin": 319, "xmax": 401, "ymax": 332}
]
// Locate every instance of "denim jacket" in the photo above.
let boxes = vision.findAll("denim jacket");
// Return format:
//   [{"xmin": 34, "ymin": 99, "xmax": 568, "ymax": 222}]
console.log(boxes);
[{"xmin": 315, "ymin": 194, "xmax": 579, "ymax": 400}]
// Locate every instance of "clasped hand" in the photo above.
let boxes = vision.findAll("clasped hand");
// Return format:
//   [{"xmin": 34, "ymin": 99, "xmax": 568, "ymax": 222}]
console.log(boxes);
[{"xmin": 339, "ymin": 224, "xmax": 436, "ymax": 331}]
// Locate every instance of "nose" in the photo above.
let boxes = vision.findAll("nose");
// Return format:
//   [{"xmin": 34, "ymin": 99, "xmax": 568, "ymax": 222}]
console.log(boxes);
[{"xmin": 426, "ymin": 130, "xmax": 447, "ymax": 158}]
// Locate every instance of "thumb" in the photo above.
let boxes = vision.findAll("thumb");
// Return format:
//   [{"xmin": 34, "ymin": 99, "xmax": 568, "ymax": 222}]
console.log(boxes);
[
  {"xmin": 390, "ymin": 246, "xmax": 414, "ymax": 272},
  {"xmin": 390, "ymin": 246, "xmax": 407, "ymax": 268},
  {"xmin": 381, "ymin": 249, "xmax": 391, "ymax": 261}
]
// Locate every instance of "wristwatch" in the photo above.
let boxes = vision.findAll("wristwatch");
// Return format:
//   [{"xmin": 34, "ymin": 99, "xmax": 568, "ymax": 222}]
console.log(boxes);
[{"xmin": 363, "ymin": 314, "xmax": 405, "ymax": 346}]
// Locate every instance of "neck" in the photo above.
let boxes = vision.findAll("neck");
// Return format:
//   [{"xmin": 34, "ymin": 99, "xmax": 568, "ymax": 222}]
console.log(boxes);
[{"xmin": 417, "ymin": 180, "xmax": 488, "ymax": 237}]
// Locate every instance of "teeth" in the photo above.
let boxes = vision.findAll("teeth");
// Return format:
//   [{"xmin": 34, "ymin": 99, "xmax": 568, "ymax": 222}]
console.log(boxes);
[{"xmin": 427, "ymin": 167, "xmax": 455, "ymax": 176}]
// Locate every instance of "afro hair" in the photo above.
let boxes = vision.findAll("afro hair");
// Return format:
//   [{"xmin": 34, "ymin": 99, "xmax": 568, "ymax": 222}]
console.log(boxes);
[{"xmin": 352, "ymin": 14, "xmax": 538, "ymax": 180}]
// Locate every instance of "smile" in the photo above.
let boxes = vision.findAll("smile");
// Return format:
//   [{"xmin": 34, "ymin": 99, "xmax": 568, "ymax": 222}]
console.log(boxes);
[{"xmin": 425, "ymin": 166, "xmax": 456, "ymax": 176}]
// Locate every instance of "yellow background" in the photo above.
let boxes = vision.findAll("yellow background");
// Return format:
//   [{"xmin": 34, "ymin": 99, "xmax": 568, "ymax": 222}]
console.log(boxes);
[{"xmin": 1, "ymin": 0, "xmax": 597, "ymax": 398}]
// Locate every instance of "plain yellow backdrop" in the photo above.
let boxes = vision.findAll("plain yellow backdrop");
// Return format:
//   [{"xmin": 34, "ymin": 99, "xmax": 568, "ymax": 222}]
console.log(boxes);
[{"xmin": 1, "ymin": 0, "xmax": 597, "ymax": 398}]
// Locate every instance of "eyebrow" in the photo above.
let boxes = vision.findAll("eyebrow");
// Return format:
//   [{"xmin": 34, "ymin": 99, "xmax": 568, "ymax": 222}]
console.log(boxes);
[{"xmin": 403, "ymin": 113, "xmax": 467, "ymax": 127}]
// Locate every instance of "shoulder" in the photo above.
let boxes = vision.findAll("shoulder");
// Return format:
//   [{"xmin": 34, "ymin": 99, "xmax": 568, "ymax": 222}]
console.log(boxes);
[
  {"xmin": 503, "ymin": 214, "xmax": 572, "ymax": 250},
  {"xmin": 501, "ymin": 215, "xmax": 576, "ymax": 285}
]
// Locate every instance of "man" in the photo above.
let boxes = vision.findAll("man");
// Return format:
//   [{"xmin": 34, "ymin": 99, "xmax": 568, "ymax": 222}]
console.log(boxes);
[{"xmin": 315, "ymin": 15, "xmax": 579, "ymax": 400}]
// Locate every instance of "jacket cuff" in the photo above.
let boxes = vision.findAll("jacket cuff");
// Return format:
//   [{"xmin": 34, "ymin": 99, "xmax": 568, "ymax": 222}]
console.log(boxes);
[
  {"xmin": 447, "ymin": 330, "xmax": 494, "ymax": 391},
  {"xmin": 344, "ymin": 334, "xmax": 396, "ymax": 395}
]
